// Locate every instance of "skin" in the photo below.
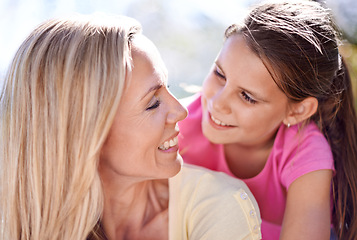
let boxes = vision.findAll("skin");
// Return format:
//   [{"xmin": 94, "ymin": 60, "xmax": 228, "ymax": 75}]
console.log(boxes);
[
  {"xmin": 99, "ymin": 34, "xmax": 187, "ymax": 240},
  {"xmin": 202, "ymin": 34, "xmax": 291, "ymax": 178},
  {"xmin": 201, "ymin": 34, "xmax": 332, "ymax": 239},
  {"xmin": 201, "ymin": 36, "xmax": 291, "ymax": 147}
]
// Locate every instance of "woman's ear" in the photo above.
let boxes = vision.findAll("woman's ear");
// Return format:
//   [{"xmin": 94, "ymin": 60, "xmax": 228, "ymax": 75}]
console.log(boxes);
[{"xmin": 283, "ymin": 97, "xmax": 318, "ymax": 126}]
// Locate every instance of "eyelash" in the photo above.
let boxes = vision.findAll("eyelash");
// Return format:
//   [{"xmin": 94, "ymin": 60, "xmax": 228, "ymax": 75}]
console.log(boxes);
[
  {"xmin": 214, "ymin": 69, "xmax": 226, "ymax": 80},
  {"xmin": 146, "ymin": 99, "xmax": 161, "ymax": 110},
  {"xmin": 241, "ymin": 91, "xmax": 257, "ymax": 104},
  {"xmin": 214, "ymin": 67, "xmax": 256, "ymax": 104}
]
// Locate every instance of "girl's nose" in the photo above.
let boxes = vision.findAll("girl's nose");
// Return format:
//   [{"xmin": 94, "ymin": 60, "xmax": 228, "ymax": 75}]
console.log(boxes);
[{"xmin": 210, "ymin": 87, "xmax": 231, "ymax": 114}]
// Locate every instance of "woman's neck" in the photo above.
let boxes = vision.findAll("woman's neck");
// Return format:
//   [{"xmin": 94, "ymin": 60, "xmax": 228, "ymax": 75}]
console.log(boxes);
[{"xmin": 100, "ymin": 178, "xmax": 169, "ymax": 240}]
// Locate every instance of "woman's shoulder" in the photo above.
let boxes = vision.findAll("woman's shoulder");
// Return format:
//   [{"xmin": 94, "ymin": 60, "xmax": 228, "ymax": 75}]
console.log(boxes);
[
  {"xmin": 180, "ymin": 164, "xmax": 248, "ymax": 189},
  {"xmin": 170, "ymin": 164, "xmax": 262, "ymax": 239},
  {"xmin": 176, "ymin": 164, "xmax": 260, "ymax": 211}
]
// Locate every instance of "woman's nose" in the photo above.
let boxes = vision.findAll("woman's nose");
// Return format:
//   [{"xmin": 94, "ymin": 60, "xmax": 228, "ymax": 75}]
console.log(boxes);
[{"xmin": 167, "ymin": 96, "xmax": 188, "ymax": 124}]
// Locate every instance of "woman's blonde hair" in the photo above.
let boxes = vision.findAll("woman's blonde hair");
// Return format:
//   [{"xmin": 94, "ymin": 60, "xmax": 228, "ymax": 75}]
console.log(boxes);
[{"xmin": 0, "ymin": 14, "xmax": 141, "ymax": 239}]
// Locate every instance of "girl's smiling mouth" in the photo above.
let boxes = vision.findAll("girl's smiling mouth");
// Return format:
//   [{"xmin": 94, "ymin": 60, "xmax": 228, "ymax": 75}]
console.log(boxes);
[{"xmin": 209, "ymin": 113, "xmax": 235, "ymax": 128}]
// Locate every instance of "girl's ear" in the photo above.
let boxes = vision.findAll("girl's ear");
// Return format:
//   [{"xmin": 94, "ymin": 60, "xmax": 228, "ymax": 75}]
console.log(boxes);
[{"xmin": 283, "ymin": 97, "xmax": 318, "ymax": 126}]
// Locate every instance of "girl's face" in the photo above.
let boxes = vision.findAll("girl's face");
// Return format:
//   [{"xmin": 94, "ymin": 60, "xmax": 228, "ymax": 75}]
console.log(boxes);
[
  {"xmin": 99, "ymin": 35, "xmax": 188, "ymax": 181},
  {"xmin": 201, "ymin": 34, "xmax": 290, "ymax": 148}
]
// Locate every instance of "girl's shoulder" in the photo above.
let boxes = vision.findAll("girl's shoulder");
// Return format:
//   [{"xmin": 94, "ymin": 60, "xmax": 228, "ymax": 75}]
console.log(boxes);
[
  {"xmin": 275, "ymin": 121, "xmax": 329, "ymax": 148},
  {"xmin": 272, "ymin": 122, "xmax": 334, "ymax": 188}
]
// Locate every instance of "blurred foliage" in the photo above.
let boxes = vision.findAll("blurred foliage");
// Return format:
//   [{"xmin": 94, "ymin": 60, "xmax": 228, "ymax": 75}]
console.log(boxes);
[{"xmin": 340, "ymin": 42, "xmax": 357, "ymax": 107}]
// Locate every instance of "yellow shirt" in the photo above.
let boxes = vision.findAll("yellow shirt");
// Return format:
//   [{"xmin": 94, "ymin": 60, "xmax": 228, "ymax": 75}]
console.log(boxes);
[{"xmin": 169, "ymin": 164, "xmax": 262, "ymax": 240}]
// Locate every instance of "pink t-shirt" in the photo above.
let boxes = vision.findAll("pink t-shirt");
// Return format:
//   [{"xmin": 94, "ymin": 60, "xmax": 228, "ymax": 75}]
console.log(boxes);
[{"xmin": 178, "ymin": 94, "xmax": 335, "ymax": 240}]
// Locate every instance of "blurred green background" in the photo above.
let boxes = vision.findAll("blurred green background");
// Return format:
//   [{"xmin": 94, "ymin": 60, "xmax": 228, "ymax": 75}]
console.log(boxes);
[{"xmin": 341, "ymin": 44, "xmax": 357, "ymax": 106}]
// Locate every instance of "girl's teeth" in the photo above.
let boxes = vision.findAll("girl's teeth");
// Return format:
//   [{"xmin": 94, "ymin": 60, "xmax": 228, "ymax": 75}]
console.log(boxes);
[
  {"xmin": 211, "ymin": 115, "xmax": 228, "ymax": 126},
  {"xmin": 159, "ymin": 136, "xmax": 178, "ymax": 150}
]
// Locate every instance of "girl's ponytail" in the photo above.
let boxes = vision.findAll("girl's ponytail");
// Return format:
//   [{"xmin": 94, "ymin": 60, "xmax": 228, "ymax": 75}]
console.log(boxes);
[
  {"xmin": 233, "ymin": 1, "xmax": 357, "ymax": 238},
  {"xmin": 319, "ymin": 58, "xmax": 357, "ymax": 239}
]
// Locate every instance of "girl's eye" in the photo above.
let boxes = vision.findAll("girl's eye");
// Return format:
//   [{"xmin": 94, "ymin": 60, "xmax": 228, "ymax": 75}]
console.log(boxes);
[
  {"xmin": 146, "ymin": 99, "xmax": 161, "ymax": 110},
  {"xmin": 241, "ymin": 91, "xmax": 257, "ymax": 104},
  {"xmin": 214, "ymin": 68, "xmax": 226, "ymax": 80}
]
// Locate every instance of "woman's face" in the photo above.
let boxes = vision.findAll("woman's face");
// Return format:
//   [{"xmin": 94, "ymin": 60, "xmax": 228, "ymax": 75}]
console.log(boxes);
[
  {"xmin": 201, "ymin": 34, "xmax": 290, "ymax": 148},
  {"xmin": 100, "ymin": 35, "xmax": 188, "ymax": 181}
]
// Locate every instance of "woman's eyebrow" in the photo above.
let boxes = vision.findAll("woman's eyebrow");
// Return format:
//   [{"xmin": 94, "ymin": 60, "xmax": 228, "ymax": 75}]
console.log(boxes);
[
  {"xmin": 214, "ymin": 61, "xmax": 225, "ymax": 73},
  {"xmin": 141, "ymin": 83, "xmax": 163, "ymax": 100}
]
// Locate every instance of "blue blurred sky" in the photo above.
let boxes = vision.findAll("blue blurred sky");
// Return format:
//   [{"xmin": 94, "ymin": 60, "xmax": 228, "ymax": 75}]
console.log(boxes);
[
  {"xmin": 0, "ymin": 0, "xmax": 355, "ymax": 97},
  {"xmin": 0, "ymin": 0, "xmax": 255, "ymax": 96}
]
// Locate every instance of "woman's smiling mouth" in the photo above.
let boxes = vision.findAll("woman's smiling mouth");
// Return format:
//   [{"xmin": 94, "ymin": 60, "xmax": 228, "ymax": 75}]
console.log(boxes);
[{"xmin": 158, "ymin": 136, "xmax": 178, "ymax": 150}]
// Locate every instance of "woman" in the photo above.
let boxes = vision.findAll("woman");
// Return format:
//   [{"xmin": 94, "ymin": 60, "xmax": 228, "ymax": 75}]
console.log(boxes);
[{"xmin": 0, "ymin": 14, "xmax": 261, "ymax": 239}]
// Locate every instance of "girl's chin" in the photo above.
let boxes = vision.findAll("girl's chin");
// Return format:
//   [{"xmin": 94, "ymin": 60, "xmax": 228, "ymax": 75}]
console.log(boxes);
[{"xmin": 202, "ymin": 122, "xmax": 230, "ymax": 144}]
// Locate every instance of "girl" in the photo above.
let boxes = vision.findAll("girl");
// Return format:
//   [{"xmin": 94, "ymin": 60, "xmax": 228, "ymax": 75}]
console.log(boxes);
[{"xmin": 178, "ymin": 1, "xmax": 357, "ymax": 239}]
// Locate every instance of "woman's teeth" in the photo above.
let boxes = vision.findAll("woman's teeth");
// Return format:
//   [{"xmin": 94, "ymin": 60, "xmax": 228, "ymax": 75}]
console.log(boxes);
[
  {"xmin": 159, "ymin": 136, "xmax": 178, "ymax": 150},
  {"xmin": 211, "ymin": 115, "xmax": 229, "ymax": 126}
]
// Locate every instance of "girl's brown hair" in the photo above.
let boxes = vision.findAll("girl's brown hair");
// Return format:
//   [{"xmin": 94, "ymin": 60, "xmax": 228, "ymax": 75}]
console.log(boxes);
[{"xmin": 225, "ymin": 1, "xmax": 357, "ymax": 239}]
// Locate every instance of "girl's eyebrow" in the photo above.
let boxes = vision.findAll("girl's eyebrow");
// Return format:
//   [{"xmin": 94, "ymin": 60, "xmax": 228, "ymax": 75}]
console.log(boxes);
[{"xmin": 215, "ymin": 61, "xmax": 268, "ymax": 102}]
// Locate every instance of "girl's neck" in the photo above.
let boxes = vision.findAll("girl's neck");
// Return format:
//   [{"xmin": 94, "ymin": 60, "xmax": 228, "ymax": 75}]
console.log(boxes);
[
  {"xmin": 101, "ymin": 178, "xmax": 169, "ymax": 240},
  {"xmin": 224, "ymin": 138, "xmax": 274, "ymax": 179}
]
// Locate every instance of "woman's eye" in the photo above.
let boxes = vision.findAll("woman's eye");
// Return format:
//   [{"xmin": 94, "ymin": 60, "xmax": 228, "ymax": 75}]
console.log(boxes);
[
  {"xmin": 146, "ymin": 100, "xmax": 161, "ymax": 110},
  {"xmin": 214, "ymin": 68, "xmax": 226, "ymax": 80},
  {"xmin": 241, "ymin": 91, "xmax": 257, "ymax": 104}
]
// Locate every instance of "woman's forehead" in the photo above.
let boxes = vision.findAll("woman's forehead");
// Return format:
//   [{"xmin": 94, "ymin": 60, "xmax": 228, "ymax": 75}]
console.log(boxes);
[{"xmin": 131, "ymin": 34, "xmax": 168, "ymax": 77}]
